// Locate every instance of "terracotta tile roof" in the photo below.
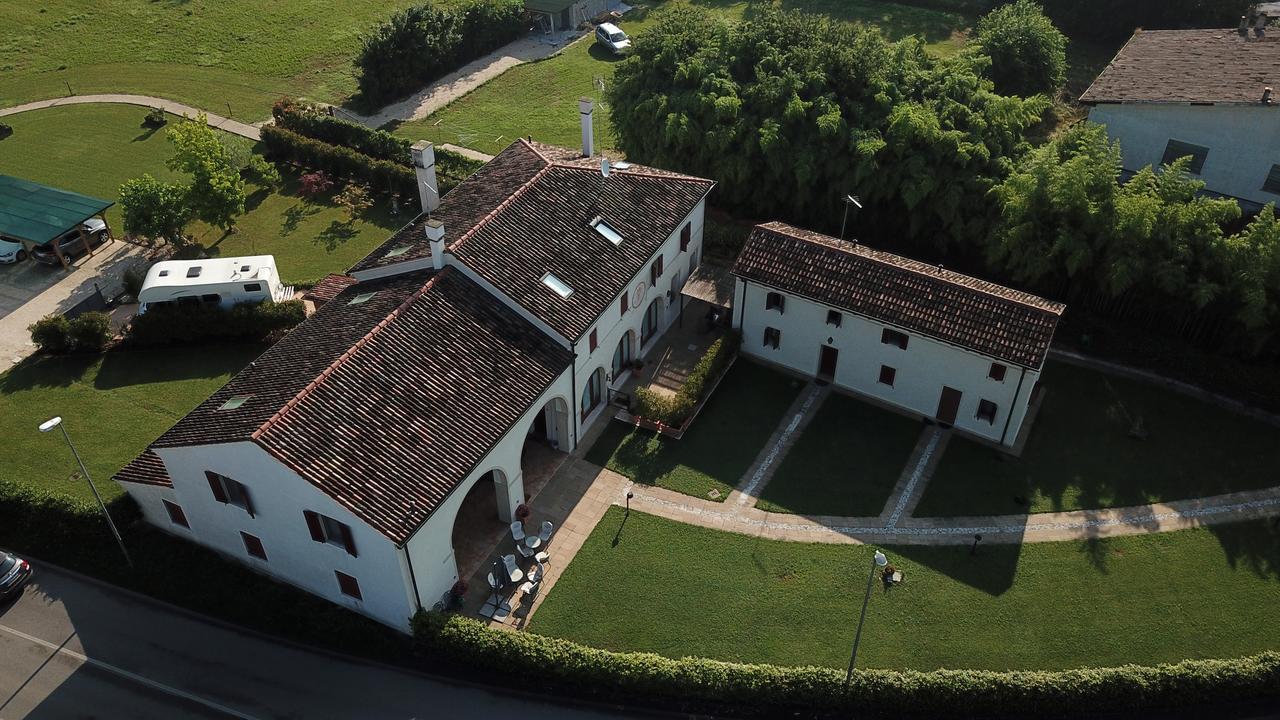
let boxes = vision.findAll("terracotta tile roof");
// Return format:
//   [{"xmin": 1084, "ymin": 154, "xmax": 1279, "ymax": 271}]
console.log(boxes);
[
  {"xmin": 350, "ymin": 139, "xmax": 714, "ymax": 340},
  {"xmin": 125, "ymin": 268, "xmax": 572, "ymax": 543},
  {"xmin": 732, "ymin": 222, "xmax": 1065, "ymax": 368},
  {"xmin": 114, "ymin": 449, "xmax": 172, "ymax": 487},
  {"xmin": 305, "ymin": 274, "xmax": 357, "ymax": 306},
  {"xmin": 1080, "ymin": 29, "xmax": 1280, "ymax": 104}
]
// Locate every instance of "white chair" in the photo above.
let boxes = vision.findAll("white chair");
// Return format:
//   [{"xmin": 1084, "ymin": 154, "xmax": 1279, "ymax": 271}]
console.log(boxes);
[
  {"xmin": 516, "ymin": 542, "xmax": 536, "ymax": 559},
  {"xmin": 510, "ymin": 521, "xmax": 526, "ymax": 544},
  {"xmin": 502, "ymin": 554, "xmax": 524, "ymax": 583},
  {"xmin": 534, "ymin": 551, "xmax": 550, "ymax": 564},
  {"xmin": 526, "ymin": 563, "xmax": 543, "ymax": 584},
  {"xmin": 486, "ymin": 572, "xmax": 501, "ymax": 602},
  {"xmin": 538, "ymin": 521, "xmax": 554, "ymax": 545}
]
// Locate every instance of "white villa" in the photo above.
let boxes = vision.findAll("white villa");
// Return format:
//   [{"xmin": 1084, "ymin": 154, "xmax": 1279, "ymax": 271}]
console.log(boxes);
[
  {"xmin": 731, "ymin": 222, "xmax": 1065, "ymax": 448},
  {"xmin": 115, "ymin": 107, "xmax": 714, "ymax": 631},
  {"xmin": 1081, "ymin": 27, "xmax": 1280, "ymax": 211}
]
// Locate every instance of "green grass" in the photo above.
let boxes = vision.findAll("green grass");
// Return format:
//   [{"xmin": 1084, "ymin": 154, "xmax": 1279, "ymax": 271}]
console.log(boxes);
[
  {"xmin": 0, "ymin": 0, "xmax": 428, "ymax": 118},
  {"xmin": 531, "ymin": 507, "xmax": 1280, "ymax": 670},
  {"xmin": 394, "ymin": 0, "xmax": 969, "ymax": 154},
  {"xmin": 0, "ymin": 346, "xmax": 259, "ymax": 504},
  {"xmin": 586, "ymin": 359, "xmax": 802, "ymax": 500},
  {"xmin": 912, "ymin": 361, "xmax": 1280, "ymax": 517},
  {"xmin": 0, "ymin": 104, "xmax": 401, "ymax": 284},
  {"xmin": 755, "ymin": 392, "xmax": 923, "ymax": 517}
]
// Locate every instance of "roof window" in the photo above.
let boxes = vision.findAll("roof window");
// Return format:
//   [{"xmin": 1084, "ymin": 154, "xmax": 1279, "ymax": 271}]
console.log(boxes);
[
  {"xmin": 219, "ymin": 394, "xmax": 252, "ymax": 410},
  {"xmin": 158, "ymin": 269, "xmax": 169, "ymax": 277},
  {"xmin": 240, "ymin": 264, "xmax": 250, "ymax": 272},
  {"xmin": 186, "ymin": 266, "xmax": 202, "ymax": 278},
  {"xmin": 386, "ymin": 245, "xmax": 413, "ymax": 258},
  {"xmin": 541, "ymin": 272, "xmax": 574, "ymax": 299},
  {"xmin": 590, "ymin": 216, "xmax": 624, "ymax": 246},
  {"xmin": 348, "ymin": 292, "xmax": 378, "ymax": 305}
]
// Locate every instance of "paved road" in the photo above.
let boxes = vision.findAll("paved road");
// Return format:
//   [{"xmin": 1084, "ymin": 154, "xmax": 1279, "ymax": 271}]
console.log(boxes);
[{"xmin": 0, "ymin": 563, "xmax": 645, "ymax": 719}]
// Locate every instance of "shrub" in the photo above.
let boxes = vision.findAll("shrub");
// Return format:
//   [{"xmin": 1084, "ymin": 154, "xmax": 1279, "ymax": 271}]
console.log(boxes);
[
  {"xmin": 143, "ymin": 107, "xmax": 167, "ymax": 128},
  {"xmin": 260, "ymin": 125, "xmax": 417, "ymax": 198},
  {"xmin": 68, "ymin": 312, "xmax": 113, "ymax": 352},
  {"xmin": 127, "ymin": 300, "xmax": 305, "ymax": 347},
  {"xmin": 413, "ymin": 612, "xmax": 1280, "ymax": 719},
  {"xmin": 972, "ymin": 0, "xmax": 1067, "ymax": 97},
  {"xmin": 28, "ymin": 314, "xmax": 72, "ymax": 353},
  {"xmin": 122, "ymin": 263, "xmax": 147, "ymax": 300},
  {"xmin": 300, "ymin": 170, "xmax": 336, "ymax": 197},
  {"xmin": 244, "ymin": 155, "xmax": 282, "ymax": 188},
  {"xmin": 0, "ymin": 122, "xmax": 13, "ymax": 139},
  {"xmin": 632, "ymin": 333, "xmax": 739, "ymax": 426}
]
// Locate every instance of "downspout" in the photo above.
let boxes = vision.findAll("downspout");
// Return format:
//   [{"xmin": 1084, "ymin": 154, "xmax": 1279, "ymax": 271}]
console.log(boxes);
[
  {"xmin": 570, "ymin": 340, "xmax": 579, "ymax": 450},
  {"xmin": 401, "ymin": 546, "xmax": 423, "ymax": 613},
  {"xmin": 999, "ymin": 366, "xmax": 1028, "ymax": 447}
]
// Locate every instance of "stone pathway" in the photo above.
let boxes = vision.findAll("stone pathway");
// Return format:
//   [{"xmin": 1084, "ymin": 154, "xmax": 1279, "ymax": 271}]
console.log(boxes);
[
  {"xmin": 730, "ymin": 382, "xmax": 827, "ymax": 507},
  {"xmin": 0, "ymin": 95, "xmax": 262, "ymax": 140}
]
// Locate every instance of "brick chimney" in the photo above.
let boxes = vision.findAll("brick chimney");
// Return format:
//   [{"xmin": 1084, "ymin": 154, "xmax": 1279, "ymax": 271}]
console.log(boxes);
[{"xmin": 411, "ymin": 140, "xmax": 440, "ymax": 214}]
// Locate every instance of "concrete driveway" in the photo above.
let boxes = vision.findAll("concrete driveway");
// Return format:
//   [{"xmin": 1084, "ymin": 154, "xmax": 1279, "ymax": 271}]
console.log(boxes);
[{"xmin": 0, "ymin": 259, "xmax": 64, "ymax": 320}]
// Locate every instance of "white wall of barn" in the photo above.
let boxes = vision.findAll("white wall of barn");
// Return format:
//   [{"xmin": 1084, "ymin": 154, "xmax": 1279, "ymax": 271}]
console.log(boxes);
[
  {"xmin": 1087, "ymin": 103, "xmax": 1280, "ymax": 207},
  {"xmin": 733, "ymin": 279, "xmax": 1041, "ymax": 446}
]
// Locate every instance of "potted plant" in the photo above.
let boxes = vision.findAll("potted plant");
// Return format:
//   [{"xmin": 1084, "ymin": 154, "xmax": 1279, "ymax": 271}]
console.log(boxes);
[{"xmin": 515, "ymin": 503, "xmax": 531, "ymax": 521}]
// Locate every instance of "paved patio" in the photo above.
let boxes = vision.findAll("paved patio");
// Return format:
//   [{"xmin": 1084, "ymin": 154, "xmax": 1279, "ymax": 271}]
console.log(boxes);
[{"xmin": 621, "ymin": 299, "xmax": 724, "ymax": 399}]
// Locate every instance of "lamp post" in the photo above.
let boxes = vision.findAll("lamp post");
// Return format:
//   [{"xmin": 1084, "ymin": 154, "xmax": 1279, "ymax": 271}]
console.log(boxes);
[
  {"xmin": 845, "ymin": 549, "xmax": 888, "ymax": 689},
  {"xmin": 839, "ymin": 194, "xmax": 862, "ymax": 241},
  {"xmin": 40, "ymin": 416, "xmax": 133, "ymax": 568}
]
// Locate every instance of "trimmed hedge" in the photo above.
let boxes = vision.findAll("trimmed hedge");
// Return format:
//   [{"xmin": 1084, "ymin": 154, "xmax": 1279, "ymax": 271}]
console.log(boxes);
[
  {"xmin": 632, "ymin": 332, "xmax": 740, "ymax": 426},
  {"xmin": 355, "ymin": 0, "xmax": 528, "ymax": 107},
  {"xmin": 412, "ymin": 612, "xmax": 1280, "ymax": 719},
  {"xmin": 260, "ymin": 125, "xmax": 418, "ymax": 198},
  {"xmin": 127, "ymin": 300, "xmax": 305, "ymax": 347},
  {"xmin": 29, "ymin": 312, "xmax": 114, "ymax": 353}
]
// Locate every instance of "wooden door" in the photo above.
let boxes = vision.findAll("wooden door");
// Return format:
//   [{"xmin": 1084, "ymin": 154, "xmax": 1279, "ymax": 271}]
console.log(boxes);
[
  {"xmin": 936, "ymin": 386, "xmax": 962, "ymax": 426},
  {"xmin": 817, "ymin": 345, "xmax": 838, "ymax": 381}
]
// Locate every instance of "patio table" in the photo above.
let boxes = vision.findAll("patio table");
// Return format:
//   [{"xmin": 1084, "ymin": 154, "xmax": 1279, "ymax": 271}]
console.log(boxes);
[{"xmin": 524, "ymin": 536, "xmax": 542, "ymax": 550}]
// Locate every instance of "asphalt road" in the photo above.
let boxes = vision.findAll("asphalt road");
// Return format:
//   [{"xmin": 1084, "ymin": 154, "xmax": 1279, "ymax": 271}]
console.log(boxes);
[{"xmin": 0, "ymin": 562, "xmax": 647, "ymax": 720}]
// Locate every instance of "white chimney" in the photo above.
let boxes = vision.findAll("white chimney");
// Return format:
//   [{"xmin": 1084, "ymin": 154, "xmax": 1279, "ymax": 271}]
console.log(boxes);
[
  {"xmin": 411, "ymin": 140, "xmax": 440, "ymax": 214},
  {"xmin": 579, "ymin": 97, "xmax": 594, "ymax": 158},
  {"xmin": 424, "ymin": 219, "xmax": 446, "ymax": 270}
]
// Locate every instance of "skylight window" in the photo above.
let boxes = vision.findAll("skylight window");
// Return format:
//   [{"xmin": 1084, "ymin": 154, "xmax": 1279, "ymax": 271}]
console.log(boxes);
[
  {"xmin": 219, "ymin": 394, "xmax": 252, "ymax": 410},
  {"xmin": 158, "ymin": 269, "xmax": 169, "ymax": 277},
  {"xmin": 591, "ymin": 216, "xmax": 624, "ymax": 246},
  {"xmin": 348, "ymin": 292, "xmax": 378, "ymax": 305},
  {"xmin": 186, "ymin": 266, "xmax": 202, "ymax": 278},
  {"xmin": 386, "ymin": 245, "xmax": 413, "ymax": 258},
  {"xmin": 541, "ymin": 272, "xmax": 574, "ymax": 299}
]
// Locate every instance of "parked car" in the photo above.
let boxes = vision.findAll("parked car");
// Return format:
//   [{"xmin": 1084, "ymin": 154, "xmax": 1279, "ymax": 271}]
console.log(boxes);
[
  {"xmin": 595, "ymin": 22, "xmax": 631, "ymax": 54},
  {"xmin": 31, "ymin": 218, "xmax": 109, "ymax": 266},
  {"xmin": 0, "ymin": 551, "xmax": 32, "ymax": 602},
  {"xmin": 0, "ymin": 236, "xmax": 26, "ymax": 264}
]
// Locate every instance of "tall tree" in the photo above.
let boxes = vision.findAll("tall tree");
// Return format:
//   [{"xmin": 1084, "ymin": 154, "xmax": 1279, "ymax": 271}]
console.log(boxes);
[
  {"xmin": 118, "ymin": 174, "xmax": 193, "ymax": 245},
  {"xmin": 971, "ymin": 0, "xmax": 1067, "ymax": 97},
  {"xmin": 167, "ymin": 114, "xmax": 246, "ymax": 231}
]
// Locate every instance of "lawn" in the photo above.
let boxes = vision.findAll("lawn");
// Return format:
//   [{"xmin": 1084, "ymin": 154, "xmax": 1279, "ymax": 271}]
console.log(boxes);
[
  {"xmin": 0, "ymin": 346, "xmax": 259, "ymax": 504},
  {"xmin": 0, "ymin": 0, "xmax": 427, "ymax": 118},
  {"xmin": 0, "ymin": 104, "xmax": 402, "ymax": 284},
  {"xmin": 912, "ymin": 361, "xmax": 1280, "ymax": 517},
  {"xmin": 585, "ymin": 359, "xmax": 803, "ymax": 500},
  {"xmin": 531, "ymin": 507, "xmax": 1280, "ymax": 670},
  {"xmin": 394, "ymin": 0, "xmax": 970, "ymax": 155},
  {"xmin": 755, "ymin": 392, "xmax": 923, "ymax": 517}
]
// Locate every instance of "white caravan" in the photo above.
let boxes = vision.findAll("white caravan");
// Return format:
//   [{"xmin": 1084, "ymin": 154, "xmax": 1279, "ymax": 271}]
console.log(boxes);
[{"xmin": 138, "ymin": 256, "xmax": 292, "ymax": 313}]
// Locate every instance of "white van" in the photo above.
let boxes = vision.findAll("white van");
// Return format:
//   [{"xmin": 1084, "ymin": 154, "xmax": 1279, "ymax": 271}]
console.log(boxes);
[{"xmin": 138, "ymin": 256, "xmax": 292, "ymax": 313}]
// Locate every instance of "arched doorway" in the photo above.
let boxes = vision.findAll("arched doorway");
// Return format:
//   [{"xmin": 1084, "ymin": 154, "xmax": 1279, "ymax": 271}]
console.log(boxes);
[
  {"xmin": 527, "ymin": 396, "xmax": 570, "ymax": 451},
  {"xmin": 640, "ymin": 298, "xmax": 662, "ymax": 346},
  {"xmin": 611, "ymin": 330, "xmax": 635, "ymax": 379},
  {"xmin": 449, "ymin": 469, "xmax": 507, "ymax": 584}
]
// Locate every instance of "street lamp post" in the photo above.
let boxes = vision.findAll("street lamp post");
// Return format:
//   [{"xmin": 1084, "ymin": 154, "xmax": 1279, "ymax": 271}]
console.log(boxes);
[
  {"xmin": 844, "ymin": 549, "xmax": 888, "ymax": 689},
  {"xmin": 40, "ymin": 416, "xmax": 133, "ymax": 568}
]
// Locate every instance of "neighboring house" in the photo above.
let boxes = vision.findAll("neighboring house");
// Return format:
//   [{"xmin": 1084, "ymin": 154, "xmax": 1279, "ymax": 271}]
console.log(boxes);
[
  {"xmin": 1080, "ymin": 27, "xmax": 1280, "ymax": 210},
  {"xmin": 731, "ymin": 222, "xmax": 1065, "ymax": 448},
  {"xmin": 115, "ymin": 116, "xmax": 714, "ymax": 631},
  {"xmin": 137, "ymin": 256, "xmax": 291, "ymax": 313}
]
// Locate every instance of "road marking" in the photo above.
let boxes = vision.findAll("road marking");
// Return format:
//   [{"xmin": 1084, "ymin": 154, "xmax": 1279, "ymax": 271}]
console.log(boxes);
[{"xmin": 0, "ymin": 623, "xmax": 261, "ymax": 720}]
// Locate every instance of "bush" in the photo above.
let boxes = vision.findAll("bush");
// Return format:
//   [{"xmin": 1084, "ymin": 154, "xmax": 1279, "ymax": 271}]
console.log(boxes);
[
  {"xmin": 260, "ymin": 125, "xmax": 417, "ymax": 198},
  {"xmin": 28, "ymin": 314, "xmax": 72, "ymax": 353},
  {"xmin": 122, "ymin": 263, "xmax": 147, "ymax": 300},
  {"xmin": 413, "ymin": 612, "xmax": 1280, "ymax": 719},
  {"xmin": 143, "ymin": 107, "xmax": 167, "ymax": 128},
  {"xmin": 632, "ymin": 333, "xmax": 740, "ymax": 426},
  {"xmin": 972, "ymin": 0, "xmax": 1066, "ymax": 97},
  {"xmin": 354, "ymin": 0, "xmax": 527, "ymax": 107},
  {"xmin": 0, "ymin": 122, "xmax": 13, "ymax": 139},
  {"xmin": 68, "ymin": 312, "xmax": 113, "ymax": 352},
  {"xmin": 127, "ymin": 299, "xmax": 305, "ymax": 347},
  {"xmin": 243, "ymin": 155, "xmax": 282, "ymax": 187}
]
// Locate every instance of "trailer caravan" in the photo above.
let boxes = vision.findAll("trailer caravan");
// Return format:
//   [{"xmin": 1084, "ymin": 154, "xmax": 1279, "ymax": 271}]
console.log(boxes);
[{"xmin": 138, "ymin": 256, "xmax": 292, "ymax": 313}]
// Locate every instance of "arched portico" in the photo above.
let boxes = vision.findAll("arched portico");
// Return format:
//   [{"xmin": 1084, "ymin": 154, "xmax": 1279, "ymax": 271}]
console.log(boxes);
[{"xmin": 449, "ymin": 468, "xmax": 519, "ymax": 584}]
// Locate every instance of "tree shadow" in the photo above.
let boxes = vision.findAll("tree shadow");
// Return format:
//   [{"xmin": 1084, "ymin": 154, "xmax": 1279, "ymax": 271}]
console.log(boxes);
[
  {"xmin": 93, "ymin": 345, "xmax": 260, "ymax": 390},
  {"xmin": 0, "ymin": 354, "xmax": 99, "ymax": 393},
  {"xmin": 132, "ymin": 125, "xmax": 162, "ymax": 142},
  {"xmin": 314, "ymin": 220, "xmax": 359, "ymax": 251},
  {"xmin": 1208, "ymin": 518, "xmax": 1280, "ymax": 581},
  {"xmin": 1078, "ymin": 536, "xmax": 1110, "ymax": 574},
  {"xmin": 281, "ymin": 203, "xmax": 321, "ymax": 236},
  {"xmin": 244, "ymin": 187, "xmax": 271, "ymax": 213}
]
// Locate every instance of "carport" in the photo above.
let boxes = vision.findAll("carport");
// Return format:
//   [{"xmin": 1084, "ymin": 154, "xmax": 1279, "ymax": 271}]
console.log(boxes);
[{"xmin": 0, "ymin": 175, "xmax": 115, "ymax": 270}]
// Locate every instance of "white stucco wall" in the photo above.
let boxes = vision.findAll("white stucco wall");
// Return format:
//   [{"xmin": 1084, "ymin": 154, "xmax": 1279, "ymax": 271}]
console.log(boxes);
[
  {"xmin": 1087, "ymin": 103, "xmax": 1280, "ymax": 207},
  {"xmin": 145, "ymin": 442, "xmax": 419, "ymax": 631},
  {"xmin": 121, "ymin": 482, "xmax": 184, "ymax": 530},
  {"xmin": 734, "ymin": 279, "xmax": 1040, "ymax": 446}
]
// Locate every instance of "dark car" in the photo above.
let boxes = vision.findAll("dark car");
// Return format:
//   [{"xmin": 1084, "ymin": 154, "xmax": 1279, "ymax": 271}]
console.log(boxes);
[
  {"xmin": 31, "ymin": 218, "xmax": 109, "ymax": 266},
  {"xmin": 0, "ymin": 551, "xmax": 32, "ymax": 602}
]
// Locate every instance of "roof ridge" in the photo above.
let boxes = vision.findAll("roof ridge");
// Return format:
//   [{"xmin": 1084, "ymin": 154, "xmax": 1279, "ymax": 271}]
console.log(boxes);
[
  {"xmin": 550, "ymin": 162, "xmax": 717, "ymax": 185},
  {"xmin": 447, "ymin": 163, "xmax": 557, "ymax": 253},
  {"xmin": 251, "ymin": 268, "xmax": 450, "ymax": 440},
  {"xmin": 519, "ymin": 136, "xmax": 550, "ymax": 162},
  {"xmin": 757, "ymin": 223, "xmax": 1063, "ymax": 315}
]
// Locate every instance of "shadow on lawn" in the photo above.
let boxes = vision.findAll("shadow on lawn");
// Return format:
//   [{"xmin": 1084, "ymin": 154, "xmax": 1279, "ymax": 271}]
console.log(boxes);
[
  {"xmin": 888, "ymin": 539, "xmax": 1023, "ymax": 597},
  {"xmin": 94, "ymin": 346, "xmax": 261, "ymax": 390},
  {"xmin": 0, "ymin": 354, "xmax": 98, "ymax": 393},
  {"xmin": 1209, "ymin": 518, "xmax": 1280, "ymax": 581}
]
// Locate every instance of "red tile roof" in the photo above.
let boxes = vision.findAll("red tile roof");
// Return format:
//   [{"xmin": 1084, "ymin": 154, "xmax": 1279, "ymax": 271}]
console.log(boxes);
[
  {"xmin": 114, "ymin": 449, "xmax": 172, "ymax": 487},
  {"xmin": 732, "ymin": 222, "xmax": 1065, "ymax": 368},
  {"xmin": 1080, "ymin": 29, "xmax": 1280, "ymax": 104},
  {"xmin": 305, "ymin": 274, "xmax": 357, "ymax": 306}
]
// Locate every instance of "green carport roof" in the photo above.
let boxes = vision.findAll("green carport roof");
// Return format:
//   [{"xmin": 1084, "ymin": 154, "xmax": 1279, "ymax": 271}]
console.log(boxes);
[
  {"xmin": 0, "ymin": 174, "xmax": 113, "ymax": 245},
  {"xmin": 525, "ymin": 0, "xmax": 577, "ymax": 14}
]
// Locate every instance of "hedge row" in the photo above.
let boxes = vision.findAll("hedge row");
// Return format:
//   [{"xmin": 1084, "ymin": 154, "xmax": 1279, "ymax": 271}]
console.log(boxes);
[
  {"xmin": 412, "ymin": 612, "xmax": 1280, "ymax": 719},
  {"xmin": 632, "ymin": 332, "xmax": 740, "ymax": 426},
  {"xmin": 355, "ymin": 0, "xmax": 528, "ymax": 107},
  {"xmin": 260, "ymin": 125, "xmax": 419, "ymax": 198},
  {"xmin": 29, "ymin": 312, "xmax": 113, "ymax": 354},
  {"xmin": 127, "ymin": 299, "xmax": 305, "ymax": 347}
]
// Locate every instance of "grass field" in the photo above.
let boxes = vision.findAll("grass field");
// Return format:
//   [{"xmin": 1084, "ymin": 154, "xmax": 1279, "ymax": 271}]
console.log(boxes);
[
  {"xmin": 0, "ymin": 0, "xmax": 426, "ymax": 118},
  {"xmin": 585, "ymin": 360, "xmax": 802, "ymax": 500},
  {"xmin": 0, "ymin": 347, "xmax": 259, "ymax": 504},
  {"xmin": 912, "ymin": 361, "xmax": 1280, "ymax": 517},
  {"xmin": 755, "ymin": 392, "xmax": 924, "ymax": 517},
  {"xmin": 531, "ymin": 507, "xmax": 1280, "ymax": 670},
  {"xmin": 0, "ymin": 104, "xmax": 401, "ymax": 284}
]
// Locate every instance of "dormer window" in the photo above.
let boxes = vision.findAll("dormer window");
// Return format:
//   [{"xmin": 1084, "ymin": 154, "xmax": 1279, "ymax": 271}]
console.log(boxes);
[
  {"xmin": 542, "ymin": 272, "xmax": 574, "ymax": 299},
  {"xmin": 591, "ymin": 217, "xmax": 624, "ymax": 246}
]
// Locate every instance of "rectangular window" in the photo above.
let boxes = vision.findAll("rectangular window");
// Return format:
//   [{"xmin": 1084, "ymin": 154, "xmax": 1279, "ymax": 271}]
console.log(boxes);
[
  {"xmin": 205, "ymin": 471, "xmax": 254, "ymax": 517},
  {"xmin": 763, "ymin": 327, "xmax": 781, "ymax": 349},
  {"xmin": 881, "ymin": 328, "xmax": 909, "ymax": 350},
  {"xmin": 976, "ymin": 399, "xmax": 998, "ymax": 424},
  {"xmin": 988, "ymin": 363, "xmax": 1007, "ymax": 382},
  {"xmin": 1161, "ymin": 139, "xmax": 1209, "ymax": 175},
  {"xmin": 878, "ymin": 365, "xmax": 896, "ymax": 387},
  {"xmin": 335, "ymin": 571, "xmax": 362, "ymax": 600},
  {"xmin": 1264, "ymin": 164, "xmax": 1280, "ymax": 195},
  {"xmin": 620, "ymin": 292, "xmax": 629, "ymax": 315},
  {"xmin": 241, "ymin": 532, "xmax": 267, "ymax": 560},
  {"xmin": 589, "ymin": 328, "xmax": 598, "ymax": 352},
  {"xmin": 650, "ymin": 256, "xmax": 664, "ymax": 284},
  {"xmin": 679, "ymin": 222, "xmax": 691, "ymax": 252},
  {"xmin": 243, "ymin": 282, "xmax": 262, "ymax": 292},
  {"xmin": 826, "ymin": 310, "xmax": 842, "ymax": 327},
  {"xmin": 304, "ymin": 510, "xmax": 358, "ymax": 557},
  {"xmin": 765, "ymin": 291, "xmax": 785, "ymax": 313},
  {"xmin": 162, "ymin": 500, "xmax": 189, "ymax": 528}
]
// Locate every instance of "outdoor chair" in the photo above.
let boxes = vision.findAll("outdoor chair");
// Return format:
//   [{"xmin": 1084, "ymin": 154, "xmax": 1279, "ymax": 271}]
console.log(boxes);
[
  {"xmin": 538, "ymin": 520, "xmax": 554, "ymax": 545},
  {"xmin": 502, "ymin": 554, "xmax": 524, "ymax": 583},
  {"xmin": 486, "ymin": 572, "xmax": 502, "ymax": 604},
  {"xmin": 516, "ymin": 542, "xmax": 536, "ymax": 559},
  {"xmin": 510, "ymin": 520, "xmax": 526, "ymax": 544},
  {"xmin": 534, "ymin": 551, "xmax": 550, "ymax": 564}
]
